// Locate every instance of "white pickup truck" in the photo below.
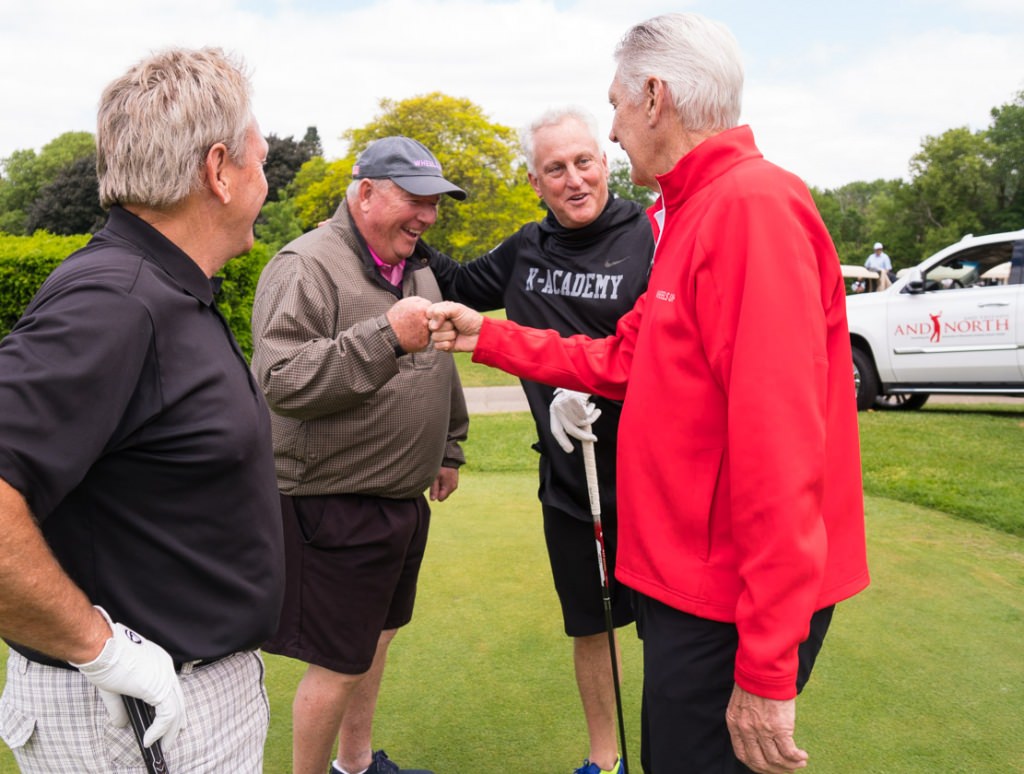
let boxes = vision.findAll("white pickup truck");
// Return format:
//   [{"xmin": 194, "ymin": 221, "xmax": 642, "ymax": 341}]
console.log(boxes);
[{"xmin": 845, "ymin": 229, "xmax": 1024, "ymax": 410}]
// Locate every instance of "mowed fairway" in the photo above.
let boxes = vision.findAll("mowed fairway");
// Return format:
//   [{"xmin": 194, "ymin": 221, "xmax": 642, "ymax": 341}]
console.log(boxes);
[{"xmin": 1, "ymin": 407, "xmax": 1022, "ymax": 772}]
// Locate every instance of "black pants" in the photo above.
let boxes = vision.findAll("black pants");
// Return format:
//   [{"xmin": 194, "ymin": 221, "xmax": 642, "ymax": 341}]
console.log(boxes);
[{"xmin": 633, "ymin": 593, "xmax": 834, "ymax": 774}]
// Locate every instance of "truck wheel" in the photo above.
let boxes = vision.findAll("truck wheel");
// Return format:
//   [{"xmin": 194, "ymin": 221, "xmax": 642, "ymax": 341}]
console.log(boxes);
[
  {"xmin": 852, "ymin": 347, "xmax": 879, "ymax": 411},
  {"xmin": 874, "ymin": 393, "xmax": 930, "ymax": 410}
]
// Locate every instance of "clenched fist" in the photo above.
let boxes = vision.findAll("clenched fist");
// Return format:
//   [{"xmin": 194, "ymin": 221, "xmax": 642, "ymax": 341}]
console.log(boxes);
[
  {"xmin": 427, "ymin": 302, "xmax": 484, "ymax": 352},
  {"xmin": 385, "ymin": 296, "xmax": 432, "ymax": 353}
]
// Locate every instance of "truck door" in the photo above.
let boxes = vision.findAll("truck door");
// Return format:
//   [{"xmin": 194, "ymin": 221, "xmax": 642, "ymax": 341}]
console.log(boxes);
[{"xmin": 887, "ymin": 240, "xmax": 1023, "ymax": 384}]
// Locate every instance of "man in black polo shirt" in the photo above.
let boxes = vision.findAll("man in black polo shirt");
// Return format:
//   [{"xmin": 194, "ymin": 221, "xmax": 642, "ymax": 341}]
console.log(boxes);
[{"xmin": 0, "ymin": 48, "xmax": 283, "ymax": 772}]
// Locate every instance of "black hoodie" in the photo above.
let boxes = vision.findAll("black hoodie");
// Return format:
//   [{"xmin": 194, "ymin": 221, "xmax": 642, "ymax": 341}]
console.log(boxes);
[{"xmin": 427, "ymin": 194, "xmax": 654, "ymax": 520}]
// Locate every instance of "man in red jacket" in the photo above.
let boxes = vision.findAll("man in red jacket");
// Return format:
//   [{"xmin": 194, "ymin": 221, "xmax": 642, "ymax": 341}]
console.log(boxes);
[{"xmin": 426, "ymin": 12, "xmax": 869, "ymax": 774}]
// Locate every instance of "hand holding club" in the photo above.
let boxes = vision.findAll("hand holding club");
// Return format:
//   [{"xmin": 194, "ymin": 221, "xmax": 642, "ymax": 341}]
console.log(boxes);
[
  {"xmin": 71, "ymin": 607, "xmax": 185, "ymax": 749},
  {"xmin": 549, "ymin": 389, "xmax": 601, "ymax": 453}
]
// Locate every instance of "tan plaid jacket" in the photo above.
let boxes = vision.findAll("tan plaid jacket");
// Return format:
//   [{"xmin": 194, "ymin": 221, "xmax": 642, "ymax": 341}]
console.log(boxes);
[{"xmin": 251, "ymin": 202, "xmax": 468, "ymax": 498}]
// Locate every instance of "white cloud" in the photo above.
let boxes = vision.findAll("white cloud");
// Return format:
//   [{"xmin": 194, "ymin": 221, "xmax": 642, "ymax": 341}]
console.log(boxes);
[
  {"xmin": 237, "ymin": 0, "xmax": 627, "ymax": 156},
  {"xmin": 1, "ymin": 0, "xmax": 1021, "ymax": 191},
  {"xmin": 745, "ymin": 26, "xmax": 1023, "ymax": 188}
]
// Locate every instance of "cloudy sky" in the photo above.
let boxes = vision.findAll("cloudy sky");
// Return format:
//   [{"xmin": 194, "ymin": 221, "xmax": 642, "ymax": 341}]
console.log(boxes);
[{"xmin": 1, "ymin": 0, "xmax": 1021, "ymax": 190}]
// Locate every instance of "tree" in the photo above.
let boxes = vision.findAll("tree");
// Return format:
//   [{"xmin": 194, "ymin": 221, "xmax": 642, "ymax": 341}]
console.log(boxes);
[
  {"xmin": 0, "ymin": 131, "xmax": 95, "ymax": 234},
  {"xmin": 287, "ymin": 156, "xmax": 346, "ymax": 230},
  {"xmin": 263, "ymin": 127, "xmax": 322, "ymax": 203},
  {"xmin": 608, "ymin": 158, "xmax": 656, "ymax": 207},
  {"xmin": 0, "ymin": 149, "xmax": 43, "ymax": 214},
  {"xmin": 812, "ymin": 184, "xmax": 867, "ymax": 264},
  {"xmin": 25, "ymin": 154, "xmax": 106, "ymax": 235},
  {"xmin": 0, "ymin": 148, "xmax": 43, "ymax": 233},
  {"xmin": 811, "ymin": 178, "xmax": 934, "ymax": 267},
  {"xmin": 987, "ymin": 90, "xmax": 1024, "ymax": 231},
  {"xmin": 255, "ymin": 198, "xmax": 305, "ymax": 252},
  {"xmin": 339, "ymin": 93, "xmax": 541, "ymax": 260},
  {"xmin": 908, "ymin": 127, "xmax": 998, "ymax": 254},
  {"xmin": 810, "ymin": 91, "xmax": 1024, "ymax": 267},
  {"xmin": 300, "ymin": 126, "xmax": 323, "ymax": 159}
]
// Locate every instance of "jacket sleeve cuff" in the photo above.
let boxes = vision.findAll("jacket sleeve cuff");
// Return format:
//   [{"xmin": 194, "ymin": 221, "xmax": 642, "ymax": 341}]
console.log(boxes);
[{"xmin": 375, "ymin": 314, "xmax": 404, "ymax": 357}]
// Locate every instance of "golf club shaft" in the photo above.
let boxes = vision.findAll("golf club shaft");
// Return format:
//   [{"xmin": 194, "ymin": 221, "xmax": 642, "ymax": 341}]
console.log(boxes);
[
  {"xmin": 122, "ymin": 695, "xmax": 170, "ymax": 774},
  {"xmin": 582, "ymin": 440, "xmax": 629, "ymax": 774}
]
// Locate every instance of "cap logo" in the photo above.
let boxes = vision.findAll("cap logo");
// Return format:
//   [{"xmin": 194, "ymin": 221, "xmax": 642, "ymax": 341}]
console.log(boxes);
[{"xmin": 413, "ymin": 159, "xmax": 441, "ymax": 169}]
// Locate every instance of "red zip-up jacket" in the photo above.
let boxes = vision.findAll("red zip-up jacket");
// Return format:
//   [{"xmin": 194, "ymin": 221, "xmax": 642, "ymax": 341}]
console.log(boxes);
[{"xmin": 471, "ymin": 125, "xmax": 869, "ymax": 699}]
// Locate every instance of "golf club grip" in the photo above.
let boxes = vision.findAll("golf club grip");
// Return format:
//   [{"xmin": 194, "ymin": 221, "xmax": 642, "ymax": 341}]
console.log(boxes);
[
  {"xmin": 582, "ymin": 439, "xmax": 601, "ymax": 519},
  {"xmin": 122, "ymin": 695, "xmax": 170, "ymax": 774}
]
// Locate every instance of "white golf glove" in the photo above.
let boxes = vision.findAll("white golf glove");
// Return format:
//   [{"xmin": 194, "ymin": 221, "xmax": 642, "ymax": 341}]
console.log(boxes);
[
  {"xmin": 549, "ymin": 388, "xmax": 601, "ymax": 453},
  {"xmin": 71, "ymin": 606, "xmax": 185, "ymax": 749}
]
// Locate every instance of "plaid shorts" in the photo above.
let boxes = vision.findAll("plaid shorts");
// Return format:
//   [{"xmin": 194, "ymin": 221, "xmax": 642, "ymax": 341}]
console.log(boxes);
[{"xmin": 0, "ymin": 649, "xmax": 269, "ymax": 773}]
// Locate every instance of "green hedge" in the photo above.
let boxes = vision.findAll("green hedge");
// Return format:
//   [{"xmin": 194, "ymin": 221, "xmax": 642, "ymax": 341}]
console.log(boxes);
[
  {"xmin": 0, "ymin": 231, "xmax": 273, "ymax": 360},
  {"xmin": 217, "ymin": 241, "xmax": 273, "ymax": 360},
  {"xmin": 0, "ymin": 233, "xmax": 90, "ymax": 337}
]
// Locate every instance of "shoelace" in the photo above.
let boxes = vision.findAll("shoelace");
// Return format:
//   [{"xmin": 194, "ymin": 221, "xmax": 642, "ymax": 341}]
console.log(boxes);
[{"xmin": 574, "ymin": 758, "xmax": 621, "ymax": 774}]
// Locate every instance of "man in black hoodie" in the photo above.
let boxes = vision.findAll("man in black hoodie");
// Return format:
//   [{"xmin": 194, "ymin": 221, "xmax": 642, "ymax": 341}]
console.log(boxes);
[{"xmin": 428, "ymin": 107, "xmax": 653, "ymax": 774}]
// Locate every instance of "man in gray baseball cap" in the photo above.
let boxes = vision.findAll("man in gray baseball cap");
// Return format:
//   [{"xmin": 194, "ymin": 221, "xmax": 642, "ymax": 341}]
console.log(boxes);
[
  {"xmin": 353, "ymin": 136, "xmax": 466, "ymax": 200},
  {"xmin": 252, "ymin": 135, "xmax": 469, "ymax": 774}
]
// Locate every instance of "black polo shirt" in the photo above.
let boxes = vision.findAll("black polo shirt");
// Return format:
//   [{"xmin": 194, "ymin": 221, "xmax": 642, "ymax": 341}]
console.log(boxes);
[{"xmin": 0, "ymin": 206, "xmax": 284, "ymax": 666}]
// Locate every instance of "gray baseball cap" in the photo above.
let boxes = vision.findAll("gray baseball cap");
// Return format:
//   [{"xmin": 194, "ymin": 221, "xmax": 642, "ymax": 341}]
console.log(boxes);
[{"xmin": 352, "ymin": 136, "xmax": 467, "ymax": 200}]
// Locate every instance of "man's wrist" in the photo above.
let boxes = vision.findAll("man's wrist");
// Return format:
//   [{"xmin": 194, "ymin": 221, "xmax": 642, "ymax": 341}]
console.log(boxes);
[
  {"xmin": 375, "ymin": 315, "xmax": 405, "ymax": 357},
  {"xmin": 68, "ymin": 606, "xmax": 116, "ymax": 667}
]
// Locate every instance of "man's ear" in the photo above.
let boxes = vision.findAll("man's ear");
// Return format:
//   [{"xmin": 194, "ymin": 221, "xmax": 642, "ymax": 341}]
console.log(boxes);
[
  {"xmin": 355, "ymin": 178, "xmax": 376, "ymax": 212},
  {"xmin": 527, "ymin": 172, "xmax": 543, "ymax": 198},
  {"xmin": 646, "ymin": 77, "xmax": 667, "ymax": 125},
  {"xmin": 204, "ymin": 142, "xmax": 231, "ymax": 204}
]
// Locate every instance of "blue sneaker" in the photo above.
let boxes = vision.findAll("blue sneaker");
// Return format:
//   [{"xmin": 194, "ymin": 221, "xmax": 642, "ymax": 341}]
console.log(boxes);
[
  {"xmin": 574, "ymin": 758, "xmax": 622, "ymax": 774},
  {"xmin": 330, "ymin": 750, "xmax": 433, "ymax": 774}
]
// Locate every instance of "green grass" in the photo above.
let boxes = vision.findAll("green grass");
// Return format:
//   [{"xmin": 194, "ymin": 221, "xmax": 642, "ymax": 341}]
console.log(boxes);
[
  {"xmin": 453, "ymin": 351, "xmax": 519, "ymax": 387},
  {"xmin": 799, "ymin": 495, "xmax": 1024, "ymax": 772},
  {"xmin": 2, "ymin": 408, "xmax": 1023, "ymax": 772},
  {"xmin": 859, "ymin": 402, "xmax": 1024, "ymax": 536}
]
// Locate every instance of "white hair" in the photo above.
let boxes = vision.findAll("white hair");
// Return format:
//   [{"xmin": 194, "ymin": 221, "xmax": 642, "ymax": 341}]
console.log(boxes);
[
  {"xmin": 519, "ymin": 106, "xmax": 603, "ymax": 175},
  {"xmin": 613, "ymin": 12, "xmax": 744, "ymax": 133},
  {"xmin": 346, "ymin": 177, "xmax": 395, "ymax": 200}
]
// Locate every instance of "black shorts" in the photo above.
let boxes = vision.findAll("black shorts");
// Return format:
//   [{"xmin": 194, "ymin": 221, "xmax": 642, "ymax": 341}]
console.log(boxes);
[
  {"xmin": 542, "ymin": 504, "xmax": 635, "ymax": 637},
  {"xmin": 262, "ymin": 492, "xmax": 430, "ymax": 675},
  {"xmin": 634, "ymin": 593, "xmax": 834, "ymax": 773}
]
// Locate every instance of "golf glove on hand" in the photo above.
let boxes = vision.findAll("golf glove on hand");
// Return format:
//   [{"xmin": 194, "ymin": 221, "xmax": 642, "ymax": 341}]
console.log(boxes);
[
  {"xmin": 549, "ymin": 388, "xmax": 601, "ymax": 453},
  {"xmin": 72, "ymin": 606, "xmax": 185, "ymax": 749}
]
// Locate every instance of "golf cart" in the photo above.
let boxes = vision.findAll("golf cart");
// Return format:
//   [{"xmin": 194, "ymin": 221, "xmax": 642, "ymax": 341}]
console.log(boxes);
[{"xmin": 841, "ymin": 264, "xmax": 891, "ymax": 295}]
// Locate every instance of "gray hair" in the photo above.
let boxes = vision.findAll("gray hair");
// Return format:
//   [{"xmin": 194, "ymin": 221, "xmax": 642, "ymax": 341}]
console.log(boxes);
[
  {"xmin": 519, "ymin": 107, "xmax": 603, "ymax": 175},
  {"xmin": 345, "ymin": 177, "xmax": 395, "ymax": 200},
  {"xmin": 613, "ymin": 13, "xmax": 744, "ymax": 134},
  {"xmin": 97, "ymin": 47, "xmax": 254, "ymax": 210}
]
